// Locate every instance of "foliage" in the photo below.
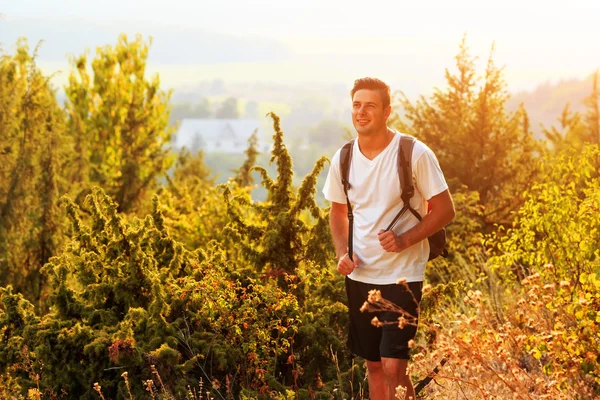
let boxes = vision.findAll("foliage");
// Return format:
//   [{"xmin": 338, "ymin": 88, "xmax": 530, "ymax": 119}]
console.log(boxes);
[
  {"xmin": 506, "ymin": 71, "xmax": 599, "ymax": 137},
  {"xmin": 0, "ymin": 39, "xmax": 69, "ymax": 305},
  {"xmin": 1, "ymin": 33, "xmax": 599, "ymax": 400},
  {"xmin": 169, "ymin": 99, "xmax": 212, "ymax": 125},
  {"xmin": 221, "ymin": 113, "xmax": 333, "ymax": 283},
  {"xmin": 489, "ymin": 145, "xmax": 600, "ymax": 284},
  {"xmin": 215, "ymin": 98, "xmax": 240, "ymax": 120},
  {"xmin": 408, "ymin": 272, "xmax": 599, "ymax": 399},
  {"xmin": 64, "ymin": 34, "xmax": 174, "ymax": 213},
  {"xmin": 233, "ymin": 130, "xmax": 260, "ymax": 188},
  {"xmin": 395, "ymin": 36, "xmax": 541, "ymax": 227},
  {"xmin": 367, "ymin": 145, "xmax": 600, "ymax": 397},
  {"xmin": 307, "ymin": 119, "xmax": 351, "ymax": 149},
  {"xmin": 0, "ymin": 113, "xmax": 352, "ymax": 399},
  {"xmin": 0, "ymin": 188, "xmax": 301, "ymax": 398},
  {"xmin": 426, "ymin": 184, "xmax": 487, "ymax": 285},
  {"xmin": 543, "ymin": 70, "xmax": 600, "ymax": 152}
]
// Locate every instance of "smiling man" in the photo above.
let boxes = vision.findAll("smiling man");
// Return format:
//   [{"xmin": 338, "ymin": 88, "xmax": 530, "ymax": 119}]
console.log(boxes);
[{"xmin": 323, "ymin": 77, "xmax": 455, "ymax": 399}]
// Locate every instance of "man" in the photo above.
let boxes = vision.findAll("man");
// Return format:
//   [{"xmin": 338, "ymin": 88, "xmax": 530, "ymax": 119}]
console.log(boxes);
[{"xmin": 322, "ymin": 77, "xmax": 455, "ymax": 399}]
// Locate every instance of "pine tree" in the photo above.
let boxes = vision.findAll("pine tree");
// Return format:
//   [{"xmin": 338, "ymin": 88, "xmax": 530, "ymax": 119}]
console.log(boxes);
[
  {"xmin": 64, "ymin": 34, "xmax": 174, "ymax": 213},
  {"xmin": 0, "ymin": 39, "xmax": 69, "ymax": 304},
  {"xmin": 223, "ymin": 113, "xmax": 333, "ymax": 286},
  {"xmin": 542, "ymin": 103, "xmax": 586, "ymax": 151},
  {"xmin": 233, "ymin": 129, "xmax": 259, "ymax": 187},
  {"xmin": 542, "ymin": 70, "xmax": 600, "ymax": 161},
  {"xmin": 396, "ymin": 36, "xmax": 540, "ymax": 226}
]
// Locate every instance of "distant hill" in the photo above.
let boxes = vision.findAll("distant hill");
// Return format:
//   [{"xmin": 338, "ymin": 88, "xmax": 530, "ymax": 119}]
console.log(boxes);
[
  {"xmin": 506, "ymin": 71, "xmax": 598, "ymax": 138},
  {"xmin": 1, "ymin": 17, "xmax": 289, "ymax": 65}
]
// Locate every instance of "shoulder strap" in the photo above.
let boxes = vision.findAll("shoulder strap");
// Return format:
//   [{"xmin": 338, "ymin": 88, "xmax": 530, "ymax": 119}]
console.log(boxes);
[
  {"xmin": 340, "ymin": 139, "xmax": 354, "ymax": 194},
  {"xmin": 398, "ymin": 135, "xmax": 423, "ymax": 221},
  {"xmin": 398, "ymin": 135, "xmax": 415, "ymax": 206},
  {"xmin": 386, "ymin": 135, "xmax": 421, "ymax": 231},
  {"xmin": 339, "ymin": 139, "xmax": 355, "ymax": 259}
]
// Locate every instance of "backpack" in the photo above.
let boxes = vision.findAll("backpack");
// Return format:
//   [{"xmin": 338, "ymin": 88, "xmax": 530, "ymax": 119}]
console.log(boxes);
[{"xmin": 339, "ymin": 135, "xmax": 448, "ymax": 261}]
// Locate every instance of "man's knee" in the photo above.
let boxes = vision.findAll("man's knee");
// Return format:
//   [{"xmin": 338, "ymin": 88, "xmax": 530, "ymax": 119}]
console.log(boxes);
[
  {"xmin": 365, "ymin": 360, "xmax": 384, "ymax": 373},
  {"xmin": 381, "ymin": 357, "xmax": 409, "ymax": 378}
]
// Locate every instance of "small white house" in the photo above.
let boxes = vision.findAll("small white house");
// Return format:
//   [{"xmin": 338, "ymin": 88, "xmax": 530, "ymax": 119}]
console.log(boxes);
[{"xmin": 174, "ymin": 119, "xmax": 268, "ymax": 154}]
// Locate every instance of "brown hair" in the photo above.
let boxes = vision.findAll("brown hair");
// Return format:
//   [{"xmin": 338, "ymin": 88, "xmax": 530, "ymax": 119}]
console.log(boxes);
[{"xmin": 350, "ymin": 77, "xmax": 391, "ymax": 109}]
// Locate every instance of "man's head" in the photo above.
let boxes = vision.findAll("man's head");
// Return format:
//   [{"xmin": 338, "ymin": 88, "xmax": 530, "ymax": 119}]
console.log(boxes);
[
  {"xmin": 350, "ymin": 77, "xmax": 391, "ymax": 109},
  {"xmin": 350, "ymin": 77, "xmax": 392, "ymax": 136}
]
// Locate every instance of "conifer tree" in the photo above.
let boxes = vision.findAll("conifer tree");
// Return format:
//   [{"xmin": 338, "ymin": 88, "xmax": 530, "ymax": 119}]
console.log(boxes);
[
  {"xmin": 223, "ymin": 113, "xmax": 333, "ymax": 286},
  {"xmin": 0, "ymin": 40, "xmax": 68, "ymax": 303},
  {"xmin": 159, "ymin": 148, "xmax": 227, "ymax": 250},
  {"xmin": 395, "ymin": 36, "xmax": 539, "ymax": 226},
  {"xmin": 543, "ymin": 70, "xmax": 600, "ymax": 159},
  {"xmin": 234, "ymin": 129, "xmax": 259, "ymax": 187},
  {"xmin": 543, "ymin": 103, "xmax": 586, "ymax": 151},
  {"xmin": 64, "ymin": 34, "xmax": 174, "ymax": 213}
]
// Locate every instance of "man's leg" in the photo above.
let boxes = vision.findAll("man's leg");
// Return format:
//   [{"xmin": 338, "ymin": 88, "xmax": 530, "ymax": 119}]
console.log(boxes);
[
  {"xmin": 381, "ymin": 358, "xmax": 414, "ymax": 399},
  {"xmin": 365, "ymin": 360, "xmax": 388, "ymax": 400},
  {"xmin": 377, "ymin": 281, "xmax": 422, "ymax": 399}
]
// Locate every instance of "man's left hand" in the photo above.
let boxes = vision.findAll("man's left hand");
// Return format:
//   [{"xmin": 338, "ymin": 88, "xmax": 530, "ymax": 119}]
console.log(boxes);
[{"xmin": 378, "ymin": 230, "xmax": 409, "ymax": 253}]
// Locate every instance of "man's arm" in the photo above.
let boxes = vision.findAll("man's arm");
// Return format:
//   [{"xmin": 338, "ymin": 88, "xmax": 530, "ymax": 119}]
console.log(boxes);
[
  {"xmin": 378, "ymin": 189, "xmax": 455, "ymax": 253},
  {"xmin": 330, "ymin": 201, "xmax": 359, "ymax": 274}
]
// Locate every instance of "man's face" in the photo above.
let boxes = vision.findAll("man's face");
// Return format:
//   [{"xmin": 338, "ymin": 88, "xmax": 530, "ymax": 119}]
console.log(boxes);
[{"xmin": 351, "ymin": 89, "xmax": 391, "ymax": 136}]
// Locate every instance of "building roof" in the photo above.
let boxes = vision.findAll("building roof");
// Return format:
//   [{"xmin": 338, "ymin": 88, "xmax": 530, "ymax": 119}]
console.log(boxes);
[{"xmin": 174, "ymin": 119, "xmax": 261, "ymax": 151}]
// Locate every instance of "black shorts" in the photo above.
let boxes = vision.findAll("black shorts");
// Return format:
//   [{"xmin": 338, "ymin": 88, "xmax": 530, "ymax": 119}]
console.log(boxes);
[{"xmin": 345, "ymin": 277, "xmax": 423, "ymax": 361}]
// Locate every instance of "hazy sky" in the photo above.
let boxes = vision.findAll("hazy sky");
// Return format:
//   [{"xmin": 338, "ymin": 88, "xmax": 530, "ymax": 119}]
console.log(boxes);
[{"xmin": 2, "ymin": 0, "xmax": 599, "ymax": 94}]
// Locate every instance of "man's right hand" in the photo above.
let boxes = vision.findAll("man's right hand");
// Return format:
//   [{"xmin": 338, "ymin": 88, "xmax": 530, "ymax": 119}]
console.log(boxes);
[{"xmin": 337, "ymin": 253, "xmax": 359, "ymax": 276}]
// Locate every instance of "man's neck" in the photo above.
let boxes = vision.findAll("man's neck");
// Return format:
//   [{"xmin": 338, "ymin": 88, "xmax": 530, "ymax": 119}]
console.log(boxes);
[{"xmin": 357, "ymin": 127, "xmax": 395, "ymax": 160}]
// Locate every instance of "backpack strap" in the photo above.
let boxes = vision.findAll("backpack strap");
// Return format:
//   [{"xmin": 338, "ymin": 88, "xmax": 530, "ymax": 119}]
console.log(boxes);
[
  {"xmin": 339, "ymin": 139, "xmax": 355, "ymax": 259},
  {"xmin": 399, "ymin": 135, "xmax": 423, "ymax": 221},
  {"xmin": 386, "ymin": 135, "xmax": 422, "ymax": 231}
]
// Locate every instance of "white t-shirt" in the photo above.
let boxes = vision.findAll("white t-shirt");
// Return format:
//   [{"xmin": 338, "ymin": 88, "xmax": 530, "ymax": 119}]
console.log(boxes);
[{"xmin": 322, "ymin": 131, "xmax": 448, "ymax": 284}]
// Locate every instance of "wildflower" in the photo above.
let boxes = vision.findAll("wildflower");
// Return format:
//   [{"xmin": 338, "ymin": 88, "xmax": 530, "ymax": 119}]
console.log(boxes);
[
  {"xmin": 528, "ymin": 293, "xmax": 539, "ymax": 302},
  {"xmin": 398, "ymin": 316, "xmax": 407, "ymax": 329},
  {"xmin": 585, "ymin": 351, "xmax": 595, "ymax": 362},
  {"xmin": 396, "ymin": 277, "xmax": 407, "ymax": 285},
  {"xmin": 371, "ymin": 316, "xmax": 383, "ymax": 327},
  {"xmin": 360, "ymin": 301, "xmax": 369, "ymax": 313},
  {"xmin": 367, "ymin": 289, "xmax": 382, "ymax": 303},
  {"xmin": 144, "ymin": 380, "xmax": 155, "ymax": 393},
  {"xmin": 408, "ymin": 339, "xmax": 415, "ymax": 349},
  {"xmin": 395, "ymin": 385, "xmax": 407, "ymax": 399},
  {"xmin": 93, "ymin": 383, "xmax": 106, "ymax": 400},
  {"xmin": 559, "ymin": 280, "xmax": 570, "ymax": 287},
  {"xmin": 121, "ymin": 371, "xmax": 133, "ymax": 400}
]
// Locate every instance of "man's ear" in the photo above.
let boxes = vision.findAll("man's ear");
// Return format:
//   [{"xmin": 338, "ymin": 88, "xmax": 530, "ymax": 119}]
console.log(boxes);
[{"xmin": 384, "ymin": 105, "xmax": 392, "ymax": 119}]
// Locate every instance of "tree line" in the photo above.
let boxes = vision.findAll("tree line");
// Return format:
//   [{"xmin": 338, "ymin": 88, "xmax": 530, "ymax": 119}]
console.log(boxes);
[{"xmin": 0, "ymin": 34, "xmax": 598, "ymax": 399}]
